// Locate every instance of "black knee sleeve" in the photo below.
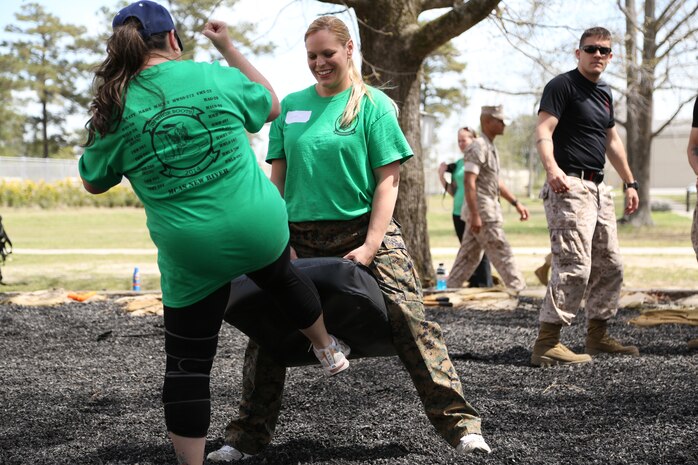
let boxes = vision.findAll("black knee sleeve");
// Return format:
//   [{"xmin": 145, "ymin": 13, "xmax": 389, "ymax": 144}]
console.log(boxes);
[{"xmin": 162, "ymin": 328, "xmax": 219, "ymax": 437}]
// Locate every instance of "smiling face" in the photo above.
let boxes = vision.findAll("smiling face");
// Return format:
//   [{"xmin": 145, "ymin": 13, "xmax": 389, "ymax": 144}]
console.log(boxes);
[
  {"xmin": 576, "ymin": 35, "xmax": 612, "ymax": 82},
  {"xmin": 457, "ymin": 128, "xmax": 475, "ymax": 152},
  {"xmin": 305, "ymin": 29, "xmax": 353, "ymax": 97}
]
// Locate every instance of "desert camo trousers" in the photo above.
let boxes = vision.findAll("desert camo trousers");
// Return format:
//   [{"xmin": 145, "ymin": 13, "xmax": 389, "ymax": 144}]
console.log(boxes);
[
  {"xmin": 540, "ymin": 179, "xmax": 623, "ymax": 325},
  {"xmin": 691, "ymin": 201, "xmax": 698, "ymax": 260},
  {"xmin": 446, "ymin": 221, "xmax": 526, "ymax": 291},
  {"xmin": 223, "ymin": 214, "xmax": 482, "ymax": 453}
]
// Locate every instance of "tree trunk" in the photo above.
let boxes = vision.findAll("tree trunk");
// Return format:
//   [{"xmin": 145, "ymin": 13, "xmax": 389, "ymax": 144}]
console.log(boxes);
[
  {"xmin": 42, "ymin": 97, "xmax": 49, "ymax": 159},
  {"xmin": 354, "ymin": 2, "xmax": 435, "ymax": 284},
  {"xmin": 624, "ymin": 0, "xmax": 656, "ymax": 226}
]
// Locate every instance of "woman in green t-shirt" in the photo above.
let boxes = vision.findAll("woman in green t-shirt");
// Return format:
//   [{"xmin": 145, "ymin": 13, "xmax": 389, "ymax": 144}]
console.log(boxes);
[
  {"xmin": 209, "ymin": 14, "xmax": 491, "ymax": 464},
  {"xmin": 437, "ymin": 126, "xmax": 493, "ymax": 287},
  {"xmin": 78, "ymin": 2, "xmax": 349, "ymax": 464}
]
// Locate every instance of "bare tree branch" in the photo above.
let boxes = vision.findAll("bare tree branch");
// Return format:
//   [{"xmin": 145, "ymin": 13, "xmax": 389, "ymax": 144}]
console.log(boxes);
[
  {"xmin": 651, "ymin": 93, "xmax": 695, "ymax": 138},
  {"xmin": 477, "ymin": 83, "xmax": 539, "ymax": 96},
  {"xmin": 655, "ymin": 0, "xmax": 683, "ymax": 31},
  {"xmin": 616, "ymin": 0, "xmax": 642, "ymax": 33},
  {"xmin": 421, "ymin": 0, "xmax": 454, "ymax": 10},
  {"xmin": 408, "ymin": 0, "xmax": 501, "ymax": 61},
  {"xmin": 316, "ymin": 0, "xmax": 372, "ymax": 7},
  {"xmin": 656, "ymin": 5, "xmax": 698, "ymax": 52}
]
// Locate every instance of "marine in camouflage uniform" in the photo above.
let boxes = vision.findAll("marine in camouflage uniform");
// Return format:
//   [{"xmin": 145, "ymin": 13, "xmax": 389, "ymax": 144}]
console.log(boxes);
[
  {"xmin": 224, "ymin": 214, "xmax": 483, "ymax": 453},
  {"xmin": 447, "ymin": 106, "xmax": 527, "ymax": 291},
  {"xmin": 531, "ymin": 27, "xmax": 640, "ymax": 367},
  {"xmin": 687, "ymin": 96, "xmax": 698, "ymax": 350}
]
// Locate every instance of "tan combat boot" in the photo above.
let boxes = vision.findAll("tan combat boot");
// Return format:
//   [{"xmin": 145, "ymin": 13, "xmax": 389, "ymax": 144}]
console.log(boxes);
[
  {"xmin": 687, "ymin": 338, "xmax": 698, "ymax": 350},
  {"xmin": 585, "ymin": 319, "xmax": 639, "ymax": 356},
  {"xmin": 531, "ymin": 322, "xmax": 592, "ymax": 367},
  {"xmin": 534, "ymin": 253, "xmax": 552, "ymax": 286}
]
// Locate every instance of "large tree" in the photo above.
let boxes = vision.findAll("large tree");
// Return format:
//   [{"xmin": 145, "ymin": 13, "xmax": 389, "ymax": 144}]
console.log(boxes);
[
  {"xmin": 318, "ymin": 0, "xmax": 501, "ymax": 283},
  {"xmin": 620, "ymin": 0, "xmax": 698, "ymax": 225},
  {"xmin": 4, "ymin": 3, "xmax": 97, "ymax": 158}
]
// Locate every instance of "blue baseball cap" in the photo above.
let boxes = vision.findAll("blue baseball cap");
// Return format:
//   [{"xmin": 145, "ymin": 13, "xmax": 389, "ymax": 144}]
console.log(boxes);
[{"xmin": 112, "ymin": 1, "xmax": 184, "ymax": 51}]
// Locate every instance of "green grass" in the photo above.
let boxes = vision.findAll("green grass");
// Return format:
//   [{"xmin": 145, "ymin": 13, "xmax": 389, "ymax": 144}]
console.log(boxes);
[
  {"xmin": 427, "ymin": 193, "xmax": 694, "ymax": 249},
  {"xmin": 0, "ymin": 198, "xmax": 695, "ymax": 293}
]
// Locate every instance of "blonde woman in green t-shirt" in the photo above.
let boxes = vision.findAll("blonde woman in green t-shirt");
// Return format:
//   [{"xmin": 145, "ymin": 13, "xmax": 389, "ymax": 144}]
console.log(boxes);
[
  {"xmin": 78, "ymin": 2, "xmax": 350, "ymax": 464},
  {"xmin": 209, "ymin": 15, "xmax": 491, "ymax": 464}
]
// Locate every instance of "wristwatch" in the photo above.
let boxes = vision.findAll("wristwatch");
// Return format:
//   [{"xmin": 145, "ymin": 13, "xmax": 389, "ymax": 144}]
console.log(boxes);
[{"xmin": 623, "ymin": 180, "xmax": 639, "ymax": 191}]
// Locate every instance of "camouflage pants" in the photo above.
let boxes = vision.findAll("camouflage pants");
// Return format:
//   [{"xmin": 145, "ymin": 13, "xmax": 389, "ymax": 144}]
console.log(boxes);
[
  {"xmin": 692, "ymin": 202, "xmax": 698, "ymax": 261},
  {"xmin": 224, "ymin": 214, "xmax": 482, "ymax": 453},
  {"xmin": 540, "ymin": 180, "xmax": 623, "ymax": 325},
  {"xmin": 446, "ymin": 221, "xmax": 525, "ymax": 290}
]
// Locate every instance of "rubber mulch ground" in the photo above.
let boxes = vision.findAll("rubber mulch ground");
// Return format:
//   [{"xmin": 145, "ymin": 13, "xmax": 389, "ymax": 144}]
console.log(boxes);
[{"xmin": 1, "ymin": 296, "xmax": 696, "ymax": 465}]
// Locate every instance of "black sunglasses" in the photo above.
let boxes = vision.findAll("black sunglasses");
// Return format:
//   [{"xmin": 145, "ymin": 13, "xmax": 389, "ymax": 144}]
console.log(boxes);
[{"xmin": 581, "ymin": 45, "xmax": 612, "ymax": 56}]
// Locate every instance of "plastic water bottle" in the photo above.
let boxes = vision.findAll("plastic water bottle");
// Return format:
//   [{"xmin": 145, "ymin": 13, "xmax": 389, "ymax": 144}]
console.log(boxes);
[
  {"xmin": 436, "ymin": 263, "xmax": 447, "ymax": 290},
  {"xmin": 132, "ymin": 266, "xmax": 141, "ymax": 291}
]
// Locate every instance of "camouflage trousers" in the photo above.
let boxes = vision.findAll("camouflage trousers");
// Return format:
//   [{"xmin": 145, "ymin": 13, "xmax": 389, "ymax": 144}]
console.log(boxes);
[
  {"xmin": 223, "ymin": 214, "xmax": 482, "ymax": 453},
  {"xmin": 540, "ymin": 180, "xmax": 623, "ymax": 325},
  {"xmin": 692, "ymin": 202, "xmax": 698, "ymax": 260},
  {"xmin": 446, "ymin": 221, "xmax": 526, "ymax": 290}
]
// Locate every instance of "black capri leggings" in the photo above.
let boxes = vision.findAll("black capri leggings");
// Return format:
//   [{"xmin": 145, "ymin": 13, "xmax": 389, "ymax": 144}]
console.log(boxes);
[{"xmin": 162, "ymin": 243, "xmax": 323, "ymax": 437}]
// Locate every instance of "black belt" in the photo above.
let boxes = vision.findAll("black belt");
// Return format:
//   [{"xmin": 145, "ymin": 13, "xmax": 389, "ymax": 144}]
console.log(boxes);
[{"xmin": 566, "ymin": 170, "xmax": 604, "ymax": 184}]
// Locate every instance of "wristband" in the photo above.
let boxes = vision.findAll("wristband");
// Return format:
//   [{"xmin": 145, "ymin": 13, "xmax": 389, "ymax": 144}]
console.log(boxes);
[{"xmin": 510, "ymin": 199, "xmax": 519, "ymax": 207}]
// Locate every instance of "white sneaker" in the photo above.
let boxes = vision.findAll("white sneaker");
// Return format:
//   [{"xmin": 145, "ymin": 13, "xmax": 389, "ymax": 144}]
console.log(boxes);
[
  {"xmin": 312, "ymin": 335, "xmax": 350, "ymax": 376},
  {"xmin": 456, "ymin": 433, "xmax": 492, "ymax": 454},
  {"xmin": 206, "ymin": 444, "xmax": 254, "ymax": 462}
]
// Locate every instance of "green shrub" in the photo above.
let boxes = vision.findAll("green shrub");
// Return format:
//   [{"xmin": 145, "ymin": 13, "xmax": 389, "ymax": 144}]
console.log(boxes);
[{"xmin": 0, "ymin": 179, "xmax": 142, "ymax": 208}]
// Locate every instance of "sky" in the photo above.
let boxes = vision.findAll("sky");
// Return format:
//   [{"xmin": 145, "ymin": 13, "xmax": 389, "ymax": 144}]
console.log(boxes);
[{"xmin": 2, "ymin": 0, "xmax": 695, "ymax": 160}]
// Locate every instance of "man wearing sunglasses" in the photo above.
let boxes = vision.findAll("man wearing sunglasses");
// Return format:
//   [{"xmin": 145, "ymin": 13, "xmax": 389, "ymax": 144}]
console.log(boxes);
[{"xmin": 531, "ymin": 27, "xmax": 640, "ymax": 367}]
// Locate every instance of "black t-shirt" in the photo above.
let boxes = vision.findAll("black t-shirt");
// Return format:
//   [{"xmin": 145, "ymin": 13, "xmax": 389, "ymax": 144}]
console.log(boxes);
[
  {"xmin": 692, "ymin": 97, "xmax": 698, "ymax": 128},
  {"xmin": 539, "ymin": 68, "xmax": 615, "ymax": 172}
]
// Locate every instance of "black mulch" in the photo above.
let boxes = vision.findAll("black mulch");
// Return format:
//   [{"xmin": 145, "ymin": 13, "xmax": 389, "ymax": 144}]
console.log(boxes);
[{"xmin": 1, "ymin": 296, "xmax": 696, "ymax": 465}]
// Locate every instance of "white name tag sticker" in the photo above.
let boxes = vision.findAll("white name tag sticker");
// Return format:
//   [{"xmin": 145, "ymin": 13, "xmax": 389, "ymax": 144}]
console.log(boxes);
[{"xmin": 286, "ymin": 110, "xmax": 312, "ymax": 124}]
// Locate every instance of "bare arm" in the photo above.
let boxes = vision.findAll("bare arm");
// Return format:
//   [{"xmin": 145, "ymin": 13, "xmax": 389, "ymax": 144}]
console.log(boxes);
[
  {"xmin": 344, "ymin": 161, "xmax": 400, "ymax": 266},
  {"xmin": 464, "ymin": 172, "xmax": 481, "ymax": 233},
  {"xmin": 536, "ymin": 111, "xmax": 569, "ymax": 193},
  {"xmin": 687, "ymin": 127, "xmax": 698, "ymax": 188},
  {"xmin": 269, "ymin": 159, "xmax": 287, "ymax": 197},
  {"xmin": 605, "ymin": 126, "xmax": 638, "ymax": 215},
  {"xmin": 203, "ymin": 20, "xmax": 280, "ymax": 121},
  {"xmin": 80, "ymin": 178, "xmax": 108, "ymax": 195},
  {"xmin": 438, "ymin": 162, "xmax": 456, "ymax": 196},
  {"xmin": 498, "ymin": 180, "xmax": 529, "ymax": 221}
]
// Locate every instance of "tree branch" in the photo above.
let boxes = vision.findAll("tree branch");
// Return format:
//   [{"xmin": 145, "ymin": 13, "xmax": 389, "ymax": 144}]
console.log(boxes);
[
  {"xmin": 651, "ymin": 93, "xmax": 695, "ymax": 138},
  {"xmin": 408, "ymin": 0, "xmax": 501, "ymax": 62},
  {"xmin": 655, "ymin": 0, "xmax": 683, "ymax": 31},
  {"xmin": 421, "ymin": 0, "xmax": 455, "ymax": 10},
  {"xmin": 317, "ymin": 0, "xmax": 373, "ymax": 8},
  {"xmin": 656, "ymin": 5, "xmax": 698, "ymax": 51}
]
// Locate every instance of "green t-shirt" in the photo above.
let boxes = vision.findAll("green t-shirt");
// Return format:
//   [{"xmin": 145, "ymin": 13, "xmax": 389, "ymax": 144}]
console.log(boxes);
[
  {"xmin": 451, "ymin": 158, "xmax": 465, "ymax": 216},
  {"xmin": 79, "ymin": 60, "xmax": 289, "ymax": 307},
  {"xmin": 266, "ymin": 85, "xmax": 413, "ymax": 222}
]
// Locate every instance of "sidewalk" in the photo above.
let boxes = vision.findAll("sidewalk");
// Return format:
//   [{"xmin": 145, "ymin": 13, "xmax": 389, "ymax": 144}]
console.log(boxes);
[
  {"xmin": 432, "ymin": 246, "xmax": 695, "ymax": 256},
  {"xmin": 13, "ymin": 246, "xmax": 696, "ymax": 256}
]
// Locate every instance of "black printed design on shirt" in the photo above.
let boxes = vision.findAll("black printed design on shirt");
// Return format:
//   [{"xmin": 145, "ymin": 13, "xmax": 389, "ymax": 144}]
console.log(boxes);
[{"xmin": 143, "ymin": 106, "xmax": 219, "ymax": 178}]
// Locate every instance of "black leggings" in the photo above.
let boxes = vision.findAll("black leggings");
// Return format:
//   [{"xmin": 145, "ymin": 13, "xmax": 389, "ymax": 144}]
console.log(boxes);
[{"xmin": 162, "ymin": 244, "xmax": 323, "ymax": 437}]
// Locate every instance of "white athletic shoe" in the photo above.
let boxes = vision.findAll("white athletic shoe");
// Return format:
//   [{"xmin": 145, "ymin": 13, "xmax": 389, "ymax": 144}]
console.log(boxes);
[
  {"xmin": 456, "ymin": 433, "xmax": 492, "ymax": 455},
  {"xmin": 206, "ymin": 444, "xmax": 254, "ymax": 462},
  {"xmin": 312, "ymin": 335, "xmax": 350, "ymax": 376}
]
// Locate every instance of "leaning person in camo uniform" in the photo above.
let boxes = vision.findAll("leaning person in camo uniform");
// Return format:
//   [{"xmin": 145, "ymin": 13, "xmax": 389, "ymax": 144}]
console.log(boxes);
[
  {"xmin": 446, "ymin": 105, "xmax": 529, "ymax": 291},
  {"xmin": 207, "ymin": 15, "xmax": 492, "ymax": 462},
  {"xmin": 686, "ymin": 96, "xmax": 698, "ymax": 350},
  {"xmin": 531, "ymin": 26, "xmax": 640, "ymax": 367}
]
